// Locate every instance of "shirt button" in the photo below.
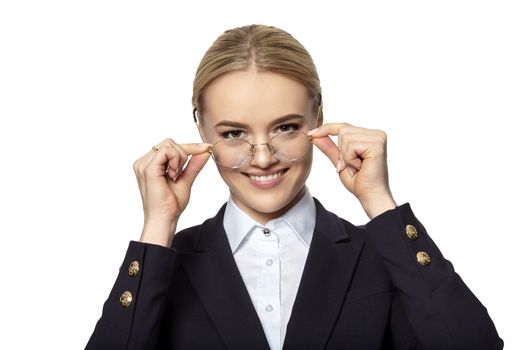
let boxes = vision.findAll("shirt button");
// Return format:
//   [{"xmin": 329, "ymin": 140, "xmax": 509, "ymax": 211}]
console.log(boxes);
[
  {"xmin": 262, "ymin": 228, "xmax": 271, "ymax": 237},
  {"xmin": 265, "ymin": 304, "xmax": 273, "ymax": 312},
  {"xmin": 266, "ymin": 259, "xmax": 273, "ymax": 267}
]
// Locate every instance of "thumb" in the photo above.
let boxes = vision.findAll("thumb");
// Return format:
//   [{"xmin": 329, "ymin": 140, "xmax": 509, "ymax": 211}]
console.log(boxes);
[
  {"xmin": 177, "ymin": 152, "xmax": 211, "ymax": 187},
  {"xmin": 312, "ymin": 136, "xmax": 340, "ymax": 167}
]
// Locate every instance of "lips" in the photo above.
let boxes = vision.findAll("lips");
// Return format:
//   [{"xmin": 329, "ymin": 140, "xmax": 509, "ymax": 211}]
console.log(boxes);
[
  {"xmin": 249, "ymin": 170, "xmax": 284, "ymax": 182},
  {"xmin": 242, "ymin": 168, "xmax": 289, "ymax": 189}
]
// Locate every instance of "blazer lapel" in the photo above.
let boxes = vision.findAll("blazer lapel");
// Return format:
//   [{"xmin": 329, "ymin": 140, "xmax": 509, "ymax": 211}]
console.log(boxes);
[
  {"xmin": 176, "ymin": 205, "xmax": 271, "ymax": 350},
  {"xmin": 283, "ymin": 199, "xmax": 364, "ymax": 350}
]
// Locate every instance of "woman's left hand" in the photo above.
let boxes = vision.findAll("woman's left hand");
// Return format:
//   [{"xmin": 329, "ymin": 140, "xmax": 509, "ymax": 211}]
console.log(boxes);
[{"xmin": 309, "ymin": 123, "xmax": 397, "ymax": 219}]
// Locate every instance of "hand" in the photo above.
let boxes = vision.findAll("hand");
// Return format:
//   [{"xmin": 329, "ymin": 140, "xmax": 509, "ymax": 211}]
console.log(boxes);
[
  {"xmin": 133, "ymin": 139, "xmax": 211, "ymax": 246},
  {"xmin": 309, "ymin": 123, "xmax": 397, "ymax": 219}
]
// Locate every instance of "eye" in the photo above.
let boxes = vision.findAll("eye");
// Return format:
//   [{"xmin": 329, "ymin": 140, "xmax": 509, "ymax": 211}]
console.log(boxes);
[
  {"xmin": 278, "ymin": 123, "xmax": 300, "ymax": 133},
  {"xmin": 221, "ymin": 129, "xmax": 245, "ymax": 139}
]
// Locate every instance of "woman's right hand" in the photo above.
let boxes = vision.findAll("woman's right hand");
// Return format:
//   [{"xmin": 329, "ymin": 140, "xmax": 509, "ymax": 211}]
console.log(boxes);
[{"xmin": 133, "ymin": 139, "xmax": 211, "ymax": 247}]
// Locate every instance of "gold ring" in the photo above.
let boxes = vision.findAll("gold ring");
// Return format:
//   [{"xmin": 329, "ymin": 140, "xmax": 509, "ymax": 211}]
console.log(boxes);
[{"xmin": 152, "ymin": 146, "xmax": 159, "ymax": 152}]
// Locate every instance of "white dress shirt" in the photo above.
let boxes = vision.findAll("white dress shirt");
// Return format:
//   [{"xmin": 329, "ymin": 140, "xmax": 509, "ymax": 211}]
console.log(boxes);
[{"xmin": 223, "ymin": 189, "xmax": 316, "ymax": 350}]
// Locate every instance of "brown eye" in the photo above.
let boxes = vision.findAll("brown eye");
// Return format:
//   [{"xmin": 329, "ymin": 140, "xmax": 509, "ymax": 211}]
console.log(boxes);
[
  {"xmin": 279, "ymin": 124, "xmax": 300, "ymax": 132},
  {"xmin": 221, "ymin": 130, "xmax": 244, "ymax": 139}
]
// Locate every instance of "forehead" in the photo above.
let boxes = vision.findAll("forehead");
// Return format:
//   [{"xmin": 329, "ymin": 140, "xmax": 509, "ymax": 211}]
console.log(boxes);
[{"xmin": 202, "ymin": 69, "xmax": 313, "ymax": 126}]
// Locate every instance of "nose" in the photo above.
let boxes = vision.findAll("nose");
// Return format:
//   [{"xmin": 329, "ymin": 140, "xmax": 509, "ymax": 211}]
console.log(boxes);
[{"xmin": 249, "ymin": 142, "xmax": 279, "ymax": 169}]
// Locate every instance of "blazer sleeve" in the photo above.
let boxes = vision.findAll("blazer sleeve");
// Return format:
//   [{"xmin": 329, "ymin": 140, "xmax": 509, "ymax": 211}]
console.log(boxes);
[
  {"xmin": 364, "ymin": 203, "xmax": 503, "ymax": 350},
  {"xmin": 85, "ymin": 241, "xmax": 176, "ymax": 350}
]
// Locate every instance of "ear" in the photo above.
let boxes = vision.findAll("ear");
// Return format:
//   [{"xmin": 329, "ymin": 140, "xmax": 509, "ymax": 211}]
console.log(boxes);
[
  {"xmin": 196, "ymin": 123, "xmax": 208, "ymax": 143},
  {"xmin": 193, "ymin": 108, "xmax": 208, "ymax": 143},
  {"xmin": 316, "ymin": 102, "xmax": 324, "ymax": 127}
]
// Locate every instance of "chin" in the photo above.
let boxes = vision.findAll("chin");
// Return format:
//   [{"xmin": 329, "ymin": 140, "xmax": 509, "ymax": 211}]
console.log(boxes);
[{"xmin": 238, "ymin": 188, "xmax": 302, "ymax": 214}]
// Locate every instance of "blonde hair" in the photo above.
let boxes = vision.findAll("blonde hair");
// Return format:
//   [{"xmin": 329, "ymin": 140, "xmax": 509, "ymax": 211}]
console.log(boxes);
[{"xmin": 192, "ymin": 24, "xmax": 322, "ymax": 123}]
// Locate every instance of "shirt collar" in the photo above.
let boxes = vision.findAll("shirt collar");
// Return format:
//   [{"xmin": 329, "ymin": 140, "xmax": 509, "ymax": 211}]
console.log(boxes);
[{"xmin": 223, "ymin": 188, "xmax": 316, "ymax": 253}]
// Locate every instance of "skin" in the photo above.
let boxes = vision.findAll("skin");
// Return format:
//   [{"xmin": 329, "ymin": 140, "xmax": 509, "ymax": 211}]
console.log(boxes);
[
  {"xmin": 134, "ymin": 69, "xmax": 397, "ymax": 247},
  {"xmin": 197, "ymin": 68, "xmax": 320, "ymax": 224}
]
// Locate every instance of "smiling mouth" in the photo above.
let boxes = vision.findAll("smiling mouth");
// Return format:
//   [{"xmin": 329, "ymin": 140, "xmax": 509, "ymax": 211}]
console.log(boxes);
[{"xmin": 243, "ymin": 168, "xmax": 289, "ymax": 182}]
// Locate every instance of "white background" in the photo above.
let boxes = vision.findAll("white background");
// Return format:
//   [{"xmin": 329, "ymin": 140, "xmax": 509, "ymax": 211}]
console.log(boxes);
[{"xmin": 1, "ymin": 0, "xmax": 523, "ymax": 348}]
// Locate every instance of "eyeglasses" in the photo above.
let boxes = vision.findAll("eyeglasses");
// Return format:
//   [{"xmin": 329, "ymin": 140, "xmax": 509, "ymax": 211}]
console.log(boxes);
[{"xmin": 208, "ymin": 131, "xmax": 313, "ymax": 169}]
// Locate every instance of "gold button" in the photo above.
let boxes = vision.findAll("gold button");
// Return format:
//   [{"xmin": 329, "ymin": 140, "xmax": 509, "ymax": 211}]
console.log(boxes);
[
  {"xmin": 120, "ymin": 291, "xmax": 133, "ymax": 307},
  {"xmin": 405, "ymin": 224, "xmax": 418, "ymax": 240},
  {"xmin": 128, "ymin": 260, "xmax": 140, "ymax": 277},
  {"xmin": 416, "ymin": 251, "xmax": 431, "ymax": 266}
]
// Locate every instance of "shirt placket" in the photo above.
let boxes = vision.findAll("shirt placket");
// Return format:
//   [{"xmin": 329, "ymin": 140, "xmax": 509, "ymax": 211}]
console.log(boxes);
[{"xmin": 257, "ymin": 227, "xmax": 281, "ymax": 350}]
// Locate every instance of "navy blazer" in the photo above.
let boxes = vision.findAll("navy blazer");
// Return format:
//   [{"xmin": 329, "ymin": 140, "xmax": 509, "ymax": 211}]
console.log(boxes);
[{"xmin": 86, "ymin": 200, "xmax": 503, "ymax": 349}]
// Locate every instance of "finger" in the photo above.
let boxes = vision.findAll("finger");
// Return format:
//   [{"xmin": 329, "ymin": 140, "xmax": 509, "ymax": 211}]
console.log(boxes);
[
  {"xmin": 167, "ymin": 143, "xmax": 189, "ymax": 179},
  {"xmin": 167, "ymin": 143, "xmax": 211, "ymax": 180},
  {"xmin": 339, "ymin": 133, "xmax": 373, "ymax": 172},
  {"xmin": 308, "ymin": 123, "xmax": 377, "ymax": 138},
  {"xmin": 133, "ymin": 154, "xmax": 152, "ymax": 202},
  {"xmin": 144, "ymin": 148, "xmax": 173, "ymax": 179},
  {"xmin": 340, "ymin": 141, "xmax": 364, "ymax": 172},
  {"xmin": 134, "ymin": 150, "xmax": 160, "ymax": 190},
  {"xmin": 136, "ymin": 138, "xmax": 174, "ymax": 176},
  {"xmin": 337, "ymin": 132, "xmax": 345, "ymax": 173},
  {"xmin": 145, "ymin": 142, "xmax": 192, "ymax": 179},
  {"xmin": 145, "ymin": 142, "xmax": 209, "ymax": 180},
  {"xmin": 173, "ymin": 152, "xmax": 211, "ymax": 187},
  {"xmin": 134, "ymin": 141, "xmax": 166, "ymax": 174},
  {"xmin": 308, "ymin": 123, "xmax": 348, "ymax": 137},
  {"xmin": 133, "ymin": 153, "xmax": 151, "ymax": 178},
  {"xmin": 147, "ymin": 140, "xmax": 209, "ymax": 161},
  {"xmin": 312, "ymin": 136, "xmax": 340, "ymax": 167},
  {"xmin": 310, "ymin": 123, "xmax": 366, "ymax": 172},
  {"xmin": 312, "ymin": 135, "xmax": 357, "ymax": 177},
  {"xmin": 179, "ymin": 143, "xmax": 212, "ymax": 156}
]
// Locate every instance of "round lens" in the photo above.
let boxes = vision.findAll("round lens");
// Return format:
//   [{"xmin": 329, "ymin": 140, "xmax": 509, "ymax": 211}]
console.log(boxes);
[
  {"xmin": 211, "ymin": 139, "xmax": 252, "ymax": 168},
  {"xmin": 270, "ymin": 131, "xmax": 311, "ymax": 162}
]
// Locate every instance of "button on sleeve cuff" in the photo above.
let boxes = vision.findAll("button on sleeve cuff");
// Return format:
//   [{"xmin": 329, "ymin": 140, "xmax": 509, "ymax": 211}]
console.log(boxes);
[
  {"xmin": 94, "ymin": 241, "xmax": 176, "ymax": 335},
  {"xmin": 365, "ymin": 202, "xmax": 453, "ymax": 293}
]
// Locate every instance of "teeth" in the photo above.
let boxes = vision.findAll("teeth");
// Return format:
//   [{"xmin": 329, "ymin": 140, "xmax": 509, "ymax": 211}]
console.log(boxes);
[{"xmin": 250, "ymin": 170, "xmax": 283, "ymax": 182}]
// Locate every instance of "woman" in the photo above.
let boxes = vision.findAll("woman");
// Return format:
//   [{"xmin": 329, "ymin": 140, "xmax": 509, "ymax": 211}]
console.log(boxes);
[{"xmin": 86, "ymin": 24, "xmax": 503, "ymax": 349}]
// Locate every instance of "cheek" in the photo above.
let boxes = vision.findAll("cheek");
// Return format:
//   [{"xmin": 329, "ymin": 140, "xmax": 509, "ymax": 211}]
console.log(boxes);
[
  {"xmin": 215, "ymin": 165, "xmax": 231, "ymax": 179},
  {"xmin": 296, "ymin": 153, "xmax": 314, "ymax": 179},
  {"xmin": 215, "ymin": 165, "xmax": 242, "ymax": 190}
]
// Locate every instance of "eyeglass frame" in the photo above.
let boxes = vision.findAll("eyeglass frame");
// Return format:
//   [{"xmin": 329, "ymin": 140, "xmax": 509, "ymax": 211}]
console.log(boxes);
[
  {"xmin": 207, "ymin": 130, "xmax": 314, "ymax": 169},
  {"xmin": 196, "ymin": 99, "xmax": 323, "ymax": 169}
]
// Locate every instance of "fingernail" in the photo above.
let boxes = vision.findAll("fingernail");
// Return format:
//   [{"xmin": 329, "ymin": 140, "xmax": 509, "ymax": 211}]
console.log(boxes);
[
  {"xmin": 308, "ymin": 128, "xmax": 319, "ymax": 136},
  {"xmin": 336, "ymin": 159, "xmax": 344, "ymax": 172},
  {"xmin": 347, "ymin": 167, "xmax": 354, "ymax": 177}
]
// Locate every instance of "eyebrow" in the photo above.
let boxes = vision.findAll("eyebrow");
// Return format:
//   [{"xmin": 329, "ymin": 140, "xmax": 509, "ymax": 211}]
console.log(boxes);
[{"xmin": 214, "ymin": 114, "xmax": 306, "ymax": 129}]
